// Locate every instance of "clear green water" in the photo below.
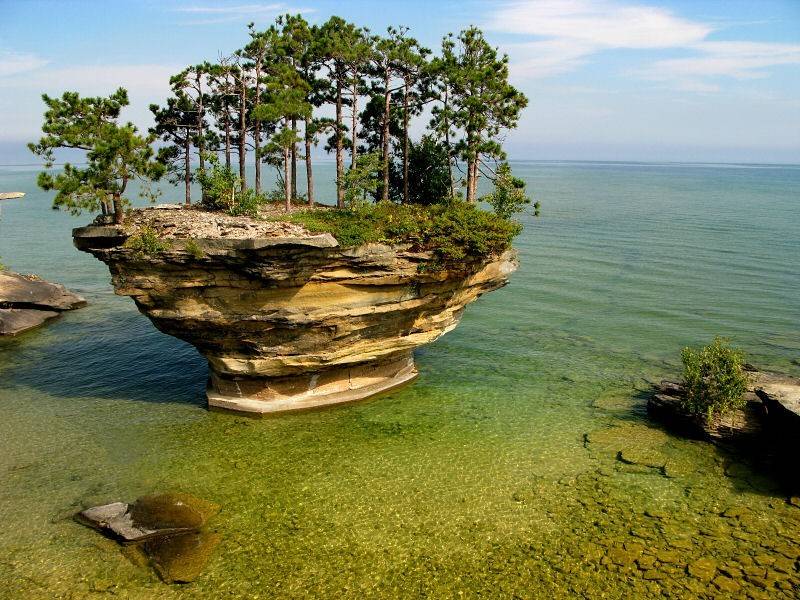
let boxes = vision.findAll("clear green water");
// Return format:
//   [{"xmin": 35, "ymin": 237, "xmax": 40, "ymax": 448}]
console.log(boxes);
[{"xmin": 1, "ymin": 162, "xmax": 799, "ymax": 598}]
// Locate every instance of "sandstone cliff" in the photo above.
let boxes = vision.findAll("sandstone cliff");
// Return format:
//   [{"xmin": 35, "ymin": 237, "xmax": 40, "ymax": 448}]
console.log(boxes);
[{"xmin": 74, "ymin": 207, "xmax": 518, "ymax": 413}]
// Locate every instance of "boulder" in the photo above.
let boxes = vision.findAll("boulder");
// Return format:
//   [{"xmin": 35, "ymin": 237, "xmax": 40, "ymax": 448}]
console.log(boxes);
[{"xmin": 0, "ymin": 271, "xmax": 86, "ymax": 311}]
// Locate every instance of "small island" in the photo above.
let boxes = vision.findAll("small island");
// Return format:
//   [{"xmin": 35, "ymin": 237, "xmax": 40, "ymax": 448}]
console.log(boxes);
[
  {"xmin": 74, "ymin": 203, "xmax": 518, "ymax": 413},
  {"xmin": 31, "ymin": 16, "xmax": 530, "ymax": 413}
]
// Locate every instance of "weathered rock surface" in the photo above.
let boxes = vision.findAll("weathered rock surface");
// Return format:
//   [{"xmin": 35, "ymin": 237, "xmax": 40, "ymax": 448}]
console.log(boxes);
[
  {"xmin": 0, "ymin": 271, "xmax": 86, "ymax": 335},
  {"xmin": 74, "ymin": 208, "xmax": 518, "ymax": 413}
]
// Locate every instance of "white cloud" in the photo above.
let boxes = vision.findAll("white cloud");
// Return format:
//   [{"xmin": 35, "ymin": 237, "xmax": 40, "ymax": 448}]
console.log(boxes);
[
  {"xmin": 653, "ymin": 41, "xmax": 800, "ymax": 79},
  {"xmin": 488, "ymin": 0, "xmax": 710, "ymax": 48},
  {"xmin": 174, "ymin": 3, "xmax": 314, "ymax": 25},
  {"xmin": 0, "ymin": 50, "xmax": 49, "ymax": 77},
  {"xmin": 487, "ymin": 0, "xmax": 800, "ymax": 92}
]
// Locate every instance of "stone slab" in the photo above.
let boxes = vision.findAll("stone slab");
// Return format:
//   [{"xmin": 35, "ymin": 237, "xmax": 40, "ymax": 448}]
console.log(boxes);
[{"xmin": 0, "ymin": 307, "xmax": 60, "ymax": 335}]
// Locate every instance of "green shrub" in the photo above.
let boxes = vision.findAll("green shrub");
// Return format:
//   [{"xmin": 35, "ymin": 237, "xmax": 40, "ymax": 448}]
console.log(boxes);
[
  {"xmin": 124, "ymin": 226, "xmax": 171, "ymax": 256},
  {"xmin": 196, "ymin": 154, "xmax": 265, "ymax": 217},
  {"xmin": 287, "ymin": 200, "xmax": 520, "ymax": 264},
  {"xmin": 482, "ymin": 163, "xmax": 530, "ymax": 219},
  {"xmin": 680, "ymin": 337, "xmax": 748, "ymax": 423},
  {"xmin": 184, "ymin": 239, "xmax": 204, "ymax": 259}
]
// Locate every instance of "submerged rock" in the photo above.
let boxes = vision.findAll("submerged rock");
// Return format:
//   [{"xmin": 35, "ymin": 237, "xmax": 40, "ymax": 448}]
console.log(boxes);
[
  {"xmin": 77, "ymin": 493, "xmax": 220, "ymax": 584},
  {"xmin": 0, "ymin": 271, "xmax": 86, "ymax": 336},
  {"xmin": 77, "ymin": 493, "xmax": 219, "ymax": 543},
  {"xmin": 73, "ymin": 207, "xmax": 517, "ymax": 414}
]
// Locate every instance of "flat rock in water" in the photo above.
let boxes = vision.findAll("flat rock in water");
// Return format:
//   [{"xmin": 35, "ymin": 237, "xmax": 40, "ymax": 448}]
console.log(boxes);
[
  {"xmin": 0, "ymin": 271, "xmax": 86, "ymax": 311},
  {"xmin": 0, "ymin": 192, "xmax": 25, "ymax": 200},
  {"xmin": 751, "ymin": 371, "xmax": 800, "ymax": 420},
  {"xmin": 0, "ymin": 307, "xmax": 60, "ymax": 335}
]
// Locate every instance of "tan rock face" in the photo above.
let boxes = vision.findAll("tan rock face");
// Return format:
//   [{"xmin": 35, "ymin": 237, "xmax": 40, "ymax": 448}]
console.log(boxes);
[{"xmin": 73, "ymin": 221, "xmax": 518, "ymax": 414}]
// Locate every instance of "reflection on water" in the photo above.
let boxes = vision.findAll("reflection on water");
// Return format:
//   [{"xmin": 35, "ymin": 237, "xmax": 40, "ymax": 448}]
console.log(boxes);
[{"xmin": 0, "ymin": 162, "xmax": 799, "ymax": 598}]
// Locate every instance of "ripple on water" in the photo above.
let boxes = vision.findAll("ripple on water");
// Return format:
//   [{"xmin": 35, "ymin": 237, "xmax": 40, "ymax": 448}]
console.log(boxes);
[{"xmin": 0, "ymin": 162, "xmax": 799, "ymax": 598}]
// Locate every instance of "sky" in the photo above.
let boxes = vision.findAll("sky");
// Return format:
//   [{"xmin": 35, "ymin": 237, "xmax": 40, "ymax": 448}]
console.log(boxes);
[{"xmin": 1, "ymin": 0, "xmax": 799, "ymax": 164}]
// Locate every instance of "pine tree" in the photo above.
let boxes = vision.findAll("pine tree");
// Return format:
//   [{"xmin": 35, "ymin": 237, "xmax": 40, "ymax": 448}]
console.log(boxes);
[
  {"xmin": 29, "ymin": 88, "xmax": 163, "ymax": 222},
  {"xmin": 439, "ymin": 28, "xmax": 527, "ymax": 202}
]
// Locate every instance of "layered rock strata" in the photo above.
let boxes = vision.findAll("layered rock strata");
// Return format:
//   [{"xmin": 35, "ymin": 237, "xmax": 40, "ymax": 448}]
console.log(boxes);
[{"xmin": 74, "ymin": 212, "xmax": 517, "ymax": 413}]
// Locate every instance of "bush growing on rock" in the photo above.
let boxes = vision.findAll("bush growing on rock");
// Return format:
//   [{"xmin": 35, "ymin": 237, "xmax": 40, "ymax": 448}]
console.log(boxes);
[
  {"xmin": 680, "ymin": 337, "xmax": 748, "ymax": 422},
  {"xmin": 124, "ymin": 226, "xmax": 171, "ymax": 256}
]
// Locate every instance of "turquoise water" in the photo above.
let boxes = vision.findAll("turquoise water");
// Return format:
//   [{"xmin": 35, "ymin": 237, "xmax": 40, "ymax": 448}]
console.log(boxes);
[{"xmin": 1, "ymin": 162, "xmax": 799, "ymax": 598}]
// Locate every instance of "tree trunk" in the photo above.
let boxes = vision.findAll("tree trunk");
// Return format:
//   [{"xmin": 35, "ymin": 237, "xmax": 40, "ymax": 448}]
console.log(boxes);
[
  {"xmin": 351, "ymin": 75, "xmax": 358, "ymax": 168},
  {"xmin": 381, "ymin": 69, "xmax": 391, "ymax": 203},
  {"xmin": 283, "ymin": 139, "xmax": 291, "ymax": 212},
  {"xmin": 444, "ymin": 87, "xmax": 454, "ymax": 198},
  {"xmin": 184, "ymin": 135, "xmax": 191, "ymax": 206},
  {"xmin": 305, "ymin": 117, "xmax": 314, "ymax": 206},
  {"xmin": 335, "ymin": 77, "xmax": 345, "ymax": 208},
  {"xmin": 112, "ymin": 192, "xmax": 123, "ymax": 225},
  {"xmin": 291, "ymin": 117, "xmax": 297, "ymax": 199},
  {"xmin": 239, "ymin": 77, "xmax": 247, "ymax": 192},
  {"xmin": 196, "ymin": 72, "xmax": 205, "ymax": 172},
  {"xmin": 466, "ymin": 154, "xmax": 475, "ymax": 203},
  {"xmin": 224, "ymin": 112, "xmax": 231, "ymax": 169},
  {"xmin": 402, "ymin": 81, "xmax": 409, "ymax": 204},
  {"xmin": 254, "ymin": 61, "xmax": 262, "ymax": 195},
  {"xmin": 101, "ymin": 198, "xmax": 110, "ymax": 216}
]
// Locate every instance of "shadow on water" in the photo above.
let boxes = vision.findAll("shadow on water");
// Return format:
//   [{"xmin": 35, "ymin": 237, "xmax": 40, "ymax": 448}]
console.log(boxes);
[{"xmin": 0, "ymin": 309, "xmax": 208, "ymax": 408}]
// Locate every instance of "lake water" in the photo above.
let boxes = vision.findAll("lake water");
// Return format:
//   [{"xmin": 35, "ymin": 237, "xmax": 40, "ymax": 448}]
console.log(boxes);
[{"xmin": 1, "ymin": 161, "xmax": 799, "ymax": 598}]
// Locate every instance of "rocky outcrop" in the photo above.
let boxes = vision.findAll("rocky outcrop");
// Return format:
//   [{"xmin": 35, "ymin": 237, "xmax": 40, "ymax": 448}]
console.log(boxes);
[
  {"xmin": 0, "ymin": 271, "xmax": 86, "ymax": 335},
  {"xmin": 73, "ymin": 210, "xmax": 518, "ymax": 413},
  {"xmin": 648, "ymin": 367, "xmax": 800, "ymax": 442}
]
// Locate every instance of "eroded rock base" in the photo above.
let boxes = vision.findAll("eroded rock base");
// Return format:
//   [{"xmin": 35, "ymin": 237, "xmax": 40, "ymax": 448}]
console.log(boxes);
[{"xmin": 207, "ymin": 351, "xmax": 418, "ymax": 414}]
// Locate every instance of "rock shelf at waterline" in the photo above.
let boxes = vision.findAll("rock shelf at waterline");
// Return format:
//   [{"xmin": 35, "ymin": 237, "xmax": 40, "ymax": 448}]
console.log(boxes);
[
  {"xmin": 73, "ymin": 206, "xmax": 518, "ymax": 414},
  {"xmin": 0, "ymin": 270, "xmax": 86, "ymax": 335}
]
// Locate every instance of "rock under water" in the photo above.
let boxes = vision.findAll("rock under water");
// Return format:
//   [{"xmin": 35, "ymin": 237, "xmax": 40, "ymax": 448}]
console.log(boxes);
[
  {"xmin": 77, "ymin": 493, "xmax": 221, "ymax": 583},
  {"xmin": 73, "ymin": 209, "xmax": 518, "ymax": 414}
]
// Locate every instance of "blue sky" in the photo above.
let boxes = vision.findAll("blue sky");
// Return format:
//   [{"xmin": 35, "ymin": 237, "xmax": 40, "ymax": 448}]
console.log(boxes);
[{"xmin": 1, "ymin": 0, "xmax": 799, "ymax": 163}]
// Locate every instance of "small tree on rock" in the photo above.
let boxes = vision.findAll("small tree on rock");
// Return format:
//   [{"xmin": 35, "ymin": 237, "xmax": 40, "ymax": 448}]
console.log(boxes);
[{"xmin": 29, "ymin": 88, "xmax": 163, "ymax": 223}]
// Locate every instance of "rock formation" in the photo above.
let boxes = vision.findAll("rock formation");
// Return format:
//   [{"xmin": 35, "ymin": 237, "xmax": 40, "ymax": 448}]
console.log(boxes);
[
  {"xmin": 648, "ymin": 366, "xmax": 800, "ymax": 442},
  {"xmin": 74, "ymin": 207, "xmax": 518, "ymax": 413},
  {"xmin": 0, "ymin": 271, "xmax": 86, "ymax": 335}
]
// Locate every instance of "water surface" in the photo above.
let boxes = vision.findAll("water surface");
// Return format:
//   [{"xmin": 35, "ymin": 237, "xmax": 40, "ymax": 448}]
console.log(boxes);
[{"xmin": 1, "ymin": 162, "xmax": 799, "ymax": 598}]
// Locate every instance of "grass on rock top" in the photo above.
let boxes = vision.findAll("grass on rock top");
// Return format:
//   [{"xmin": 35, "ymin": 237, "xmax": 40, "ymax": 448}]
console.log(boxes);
[{"xmin": 283, "ymin": 201, "xmax": 521, "ymax": 262}]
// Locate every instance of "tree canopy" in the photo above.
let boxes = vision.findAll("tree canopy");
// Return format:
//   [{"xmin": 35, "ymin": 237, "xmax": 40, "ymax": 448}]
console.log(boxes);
[{"xmin": 33, "ymin": 16, "xmax": 531, "ymax": 221}]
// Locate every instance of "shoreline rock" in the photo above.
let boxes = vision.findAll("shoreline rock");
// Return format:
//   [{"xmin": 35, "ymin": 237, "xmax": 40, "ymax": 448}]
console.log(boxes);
[
  {"xmin": 73, "ymin": 206, "xmax": 518, "ymax": 414},
  {"xmin": 0, "ymin": 192, "xmax": 25, "ymax": 200},
  {"xmin": 0, "ymin": 271, "xmax": 86, "ymax": 336},
  {"xmin": 77, "ymin": 493, "xmax": 221, "ymax": 584},
  {"xmin": 647, "ymin": 366, "xmax": 800, "ymax": 443}
]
